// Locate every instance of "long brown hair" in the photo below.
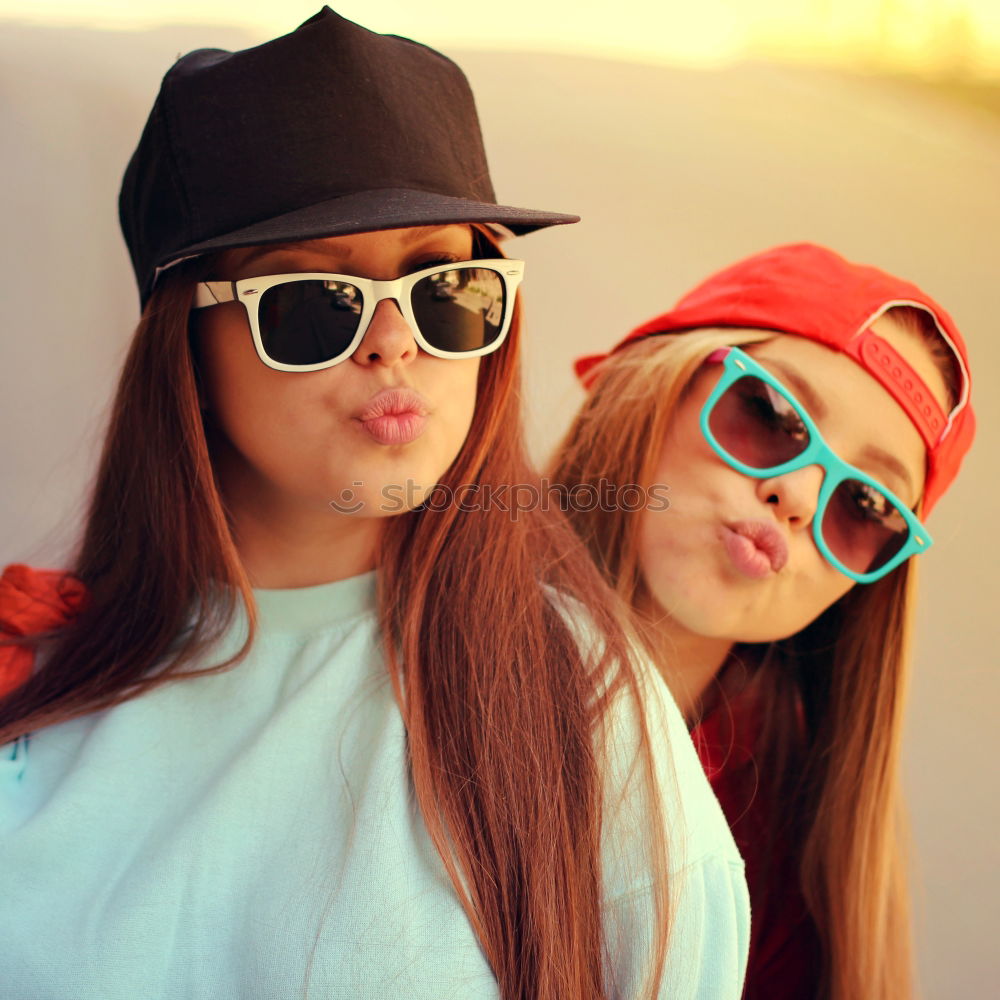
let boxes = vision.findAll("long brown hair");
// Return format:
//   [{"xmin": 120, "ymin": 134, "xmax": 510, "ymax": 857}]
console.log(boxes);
[
  {"xmin": 548, "ymin": 321, "xmax": 947, "ymax": 1000},
  {"xmin": 0, "ymin": 238, "xmax": 669, "ymax": 999}
]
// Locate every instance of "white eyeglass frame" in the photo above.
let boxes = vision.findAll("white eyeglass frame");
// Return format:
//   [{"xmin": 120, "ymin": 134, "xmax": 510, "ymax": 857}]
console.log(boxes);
[{"xmin": 191, "ymin": 258, "xmax": 525, "ymax": 372}]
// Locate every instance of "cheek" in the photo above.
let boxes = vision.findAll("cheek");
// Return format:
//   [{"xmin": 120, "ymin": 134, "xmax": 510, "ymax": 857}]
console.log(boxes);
[
  {"xmin": 767, "ymin": 563, "xmax": 855, "ymax": 641},
  {"xmin": 454, "ymin": 360, "xmax": 480, "ymax": 418},
  {"xmin": 195, "ymin": 311, "xmax": 279, "ymax": 440},
  {"xmin": 194, "ymin": 305, "xmax": 254, "ymax": 396},
  {"xmin": 433, "ymin": 358, "xmax": 481, "ymax": 461},
  {"xmin": 815, "ymin": 570, "xmax": 856, "ymax": 618},
  {"xmin": 645, "ymin": 430, "xmax": 730, "ymax": 530}
]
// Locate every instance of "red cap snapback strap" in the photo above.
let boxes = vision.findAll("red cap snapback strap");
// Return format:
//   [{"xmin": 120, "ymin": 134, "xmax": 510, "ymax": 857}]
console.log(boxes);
[{"xmin": 846, "ymin": 329, "xmax": 948, "ymax": 450}]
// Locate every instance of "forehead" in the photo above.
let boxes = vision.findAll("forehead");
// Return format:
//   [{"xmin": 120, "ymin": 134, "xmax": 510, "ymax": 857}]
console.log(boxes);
[
  {"xmin": 218, "ymin": 225, "xmax": 474, "ymax": 272},
  {"xmin": 747, "ymin": 333, "xmax": 933, "ymax": 503}
]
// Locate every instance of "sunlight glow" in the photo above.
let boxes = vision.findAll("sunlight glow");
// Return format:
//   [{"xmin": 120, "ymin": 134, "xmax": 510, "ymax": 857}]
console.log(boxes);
[{"xmin": 2, "ymin": 0, "xmax": 998, "ymax": 78}]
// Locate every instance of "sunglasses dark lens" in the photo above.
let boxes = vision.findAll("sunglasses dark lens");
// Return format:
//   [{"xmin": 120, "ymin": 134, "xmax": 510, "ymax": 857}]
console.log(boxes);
[
  {"xmin": 257, "ymin": 280, "xmax": 364, "ymax": 366},
  {"xmin": 822, "ymin": 478, "xmax": 910, "ymax": 574},
  {"xmin": 709, "ymin": 375, "xmax": 811, "ymax": 469},
  {"xmin": 410, "ymin": 267, "xmax": 505, "ymax": 353}
]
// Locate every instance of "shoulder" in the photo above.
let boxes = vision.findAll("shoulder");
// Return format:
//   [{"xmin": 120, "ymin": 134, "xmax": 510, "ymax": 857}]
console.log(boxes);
[
  {"xmin": 601, "ymin": 665, "xmax": 751, "ymax": 998},
  {"xmin": 542, "ymin": 582, "xmax": 742, "ymax": 869},
  {"xmin": 602, "ymin": 657, "xmax": 746, "ymax": 875},
  {"xmin": 544, "ymin": 586, "xmax": 750, "ymax": 996}
]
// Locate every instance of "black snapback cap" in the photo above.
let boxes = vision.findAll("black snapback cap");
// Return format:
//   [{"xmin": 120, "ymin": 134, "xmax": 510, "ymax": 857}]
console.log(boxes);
[{"xmin": 119, "ymin": 6, "xmax": 579, "ymax": 304}]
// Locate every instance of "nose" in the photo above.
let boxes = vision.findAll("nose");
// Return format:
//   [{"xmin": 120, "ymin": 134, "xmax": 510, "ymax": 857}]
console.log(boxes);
[
  {"xmin": 755, "ymin": 464, "xmax": 825, "ymax": 529},
  {"xmin": 352, "ymin": 299, "xmax": 418, "ymax": 368}
]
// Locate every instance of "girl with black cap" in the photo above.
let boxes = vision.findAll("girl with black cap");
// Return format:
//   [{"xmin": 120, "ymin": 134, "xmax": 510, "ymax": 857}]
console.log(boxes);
[
  {"xmin": 550, "ymin": 242, "xmax": 975, "ymax": 1000},
  {"xmin": 0, "ymin": 9, "xmax": 748, "ymax": 999}
]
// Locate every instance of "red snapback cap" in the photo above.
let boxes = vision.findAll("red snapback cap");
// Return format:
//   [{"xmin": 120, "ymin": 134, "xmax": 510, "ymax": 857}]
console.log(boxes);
[{"xmin": 574, "ymin": 243, "xmax": 974, "ymax": 515}]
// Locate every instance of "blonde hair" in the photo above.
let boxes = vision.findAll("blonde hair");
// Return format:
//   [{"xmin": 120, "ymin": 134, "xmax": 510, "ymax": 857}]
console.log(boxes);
[{"xmin": 549, "ymin": 326, "xmax": 921, "ymax": 1000}]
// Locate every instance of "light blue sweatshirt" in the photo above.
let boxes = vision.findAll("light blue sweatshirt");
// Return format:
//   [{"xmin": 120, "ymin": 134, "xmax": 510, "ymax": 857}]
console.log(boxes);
[{"xmin": 0, "ymin": 572, "xmax": 748, "ymax": 998}]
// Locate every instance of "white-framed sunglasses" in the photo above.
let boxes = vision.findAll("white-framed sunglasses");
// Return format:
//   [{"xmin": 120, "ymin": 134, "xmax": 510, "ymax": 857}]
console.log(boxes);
[{"xmin": 192, "ymin": 258, "xmax": 525, "ymax": 372}]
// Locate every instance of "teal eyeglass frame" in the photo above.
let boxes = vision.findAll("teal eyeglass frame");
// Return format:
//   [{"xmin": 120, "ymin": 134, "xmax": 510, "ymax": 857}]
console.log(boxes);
[{"xmin": 699, "ymin": 346, "xmax": 933, "ymax": 584}]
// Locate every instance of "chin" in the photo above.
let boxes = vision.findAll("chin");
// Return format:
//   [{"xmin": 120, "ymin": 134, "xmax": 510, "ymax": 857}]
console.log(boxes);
[
  {"xmin": 728, "ymin": 617, "xmax": 816, "ymax": 645},
  {"xmin": 668, "ymin": 603, "xmax": 798, "ymax": 646}
]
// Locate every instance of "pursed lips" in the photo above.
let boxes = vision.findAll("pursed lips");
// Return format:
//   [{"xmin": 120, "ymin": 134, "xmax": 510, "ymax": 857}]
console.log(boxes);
[
  {"xmin": 723, "ymin": 519, "xmax": 790, "ymax": 578},
  {"xmin": 355, "ymin": 386, "xmax": 431, "ymax": 446}
]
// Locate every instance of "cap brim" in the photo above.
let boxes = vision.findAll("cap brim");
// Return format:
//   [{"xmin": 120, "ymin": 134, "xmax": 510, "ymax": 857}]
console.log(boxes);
[{"xmin": 150, "ymin": 187, "xmax": 578, "ymax": 296}]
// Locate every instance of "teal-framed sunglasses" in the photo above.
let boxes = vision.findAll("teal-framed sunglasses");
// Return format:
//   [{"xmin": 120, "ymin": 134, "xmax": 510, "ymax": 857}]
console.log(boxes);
[{"xmin": 699, "ymin": 346, "xmax": 932, "ymax": 584}]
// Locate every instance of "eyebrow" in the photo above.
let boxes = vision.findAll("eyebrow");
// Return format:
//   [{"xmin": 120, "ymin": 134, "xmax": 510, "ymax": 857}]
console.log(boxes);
[
  {"xmin": 762, "ymin": 358, "xmax": 828, "ymax": 420},
  {"xmin": 762, "ymin": 356, "xmax": 916, "ymax": 499},
  {"xmin": 856, "ymin": 444, "xmax": 916, "ymax": 503}
]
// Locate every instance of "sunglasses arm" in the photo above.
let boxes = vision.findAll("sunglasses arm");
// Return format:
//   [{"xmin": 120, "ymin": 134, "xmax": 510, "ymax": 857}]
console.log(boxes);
[
  {"xmin": 706, "ymin": 347, "xmax": 733, "ymax": 364},
  {"xmin": 193, "ymin": 281, "xmax": 239, "ymax": 310}
]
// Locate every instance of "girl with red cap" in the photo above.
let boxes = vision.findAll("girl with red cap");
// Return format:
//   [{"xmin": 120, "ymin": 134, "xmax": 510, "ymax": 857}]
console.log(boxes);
[
  {"xmin": 550, "ymin": 242, "xmax": 975, "ymax": 1000},
  {"xmin": 0, "ymin": 9, "xmax": 749, "ymax": 1000}
]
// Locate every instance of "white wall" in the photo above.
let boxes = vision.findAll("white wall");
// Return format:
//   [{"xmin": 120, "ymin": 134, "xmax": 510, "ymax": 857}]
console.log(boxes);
[{"xmin": 1, "ymin": 21, "xmax": 997, "ymax": 996}]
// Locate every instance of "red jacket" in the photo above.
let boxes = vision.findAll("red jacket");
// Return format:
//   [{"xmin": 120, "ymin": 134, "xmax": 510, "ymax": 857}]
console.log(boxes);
[
  {"xmin": 0, "ymin": 564, "xmax": 87, "ymax": 698},
  {"xmin": 692, "ymin": 682, "xmax": 823, "ymax": 999}
]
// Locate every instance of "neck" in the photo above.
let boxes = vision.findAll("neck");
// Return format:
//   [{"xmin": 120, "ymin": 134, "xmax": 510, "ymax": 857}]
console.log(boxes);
[
  {"xmin": 231, "ymin": 503, "xmax": 380, "ymax": 589},
  {"xmin": 639, "ymin": 600, "xmax": 733, "ymax": 724}
]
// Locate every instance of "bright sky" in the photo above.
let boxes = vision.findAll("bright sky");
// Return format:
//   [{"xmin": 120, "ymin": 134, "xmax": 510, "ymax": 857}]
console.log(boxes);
[{"xmin": 2, "ymin": 0, "xmax": 999, "ymax": 75}]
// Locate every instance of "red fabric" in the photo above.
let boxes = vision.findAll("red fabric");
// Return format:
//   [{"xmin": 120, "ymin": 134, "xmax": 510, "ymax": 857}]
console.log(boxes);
[
  {"xmin": 574, "ymin": 242, "xmax": 975, "ymax": 515},
  {"xmin": 692, "ymin": 684, "xmax": 823, "ymax": 1000},
  {"xmin": 0, "ymin": 564, "xmax": 87, "ymax": 698}
]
